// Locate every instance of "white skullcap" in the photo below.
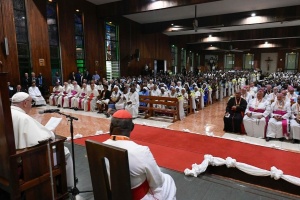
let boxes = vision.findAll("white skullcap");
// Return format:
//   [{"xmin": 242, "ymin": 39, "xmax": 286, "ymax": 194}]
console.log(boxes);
[
  {"xmin": 12, "ymin": 92, "xmax": 29, "ymax": 103},
  {"xmin": 160, "ymin": 87, "xmax": 165, "ymax": 90},
  {"xmin": 114, "ymin": 85, "xmax": 119, "ymax": 89}
]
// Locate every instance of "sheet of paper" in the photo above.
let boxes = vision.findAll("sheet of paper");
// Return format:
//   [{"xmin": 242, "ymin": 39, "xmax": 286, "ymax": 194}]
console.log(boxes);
[{"xmin": 45, "ymin": 117, "xmax": 62, "ymax": 131}]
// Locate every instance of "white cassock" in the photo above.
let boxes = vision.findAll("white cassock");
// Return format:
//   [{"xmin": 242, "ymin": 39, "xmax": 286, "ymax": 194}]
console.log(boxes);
[
  {"xmin": 57, "ymin": 86, "xmax": 71, "ymax": 107},
  {"xmin": 49, "ymin": 86, "xmax": 63, "ymax": 106},
  {"xmin": 241, "ymin": 92, "xmax": 252, "ymax": 104},
  {"xmin": 11, "ymin": 106, "xmax": 74, "ymax": 187},
  {"xmin": 125, "ymin": 91, "xmax": 139, "ymax": 118},
  {"xmin": 267, "ymin": 92, "xmax": 278, "ymax": 104},
  {"xmin": 290, "ymin": 103, "xmax": 300, "ymax": 140},
  {"xmin": 104, "ymin": 139, "xmax": 176, "ymax": 200},
  {"xmin": 266, "ymin": 101, "xmax": 291, "ymax": 139},
  {"xmin": 63, "ymin": 86, "xmax": 81, "ymax": 108},
  {"xmin": 73, "ymin": 88, "xmax": 88, "ymax": 109},
  {"xmin": 243, "ymin": 98, "xmax": 270, "ymax": 138},
  {"xmin": 84, "ymin": 88, "xmax": 99, "ymax": 112},
  {"xmin": 115, "ymin": 92, "xmax": 128, "ymax": 110},
  {"xmin": 28, "ymin": 86, "xmax": 46, "ymax": 105}
]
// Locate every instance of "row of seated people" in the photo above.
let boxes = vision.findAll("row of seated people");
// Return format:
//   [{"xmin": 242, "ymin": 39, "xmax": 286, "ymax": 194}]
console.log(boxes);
[
  {"xmin": 224, "ymin": 87, "xmax": 300, "ymax": 143},
  {"xmin": 8, "ymin": 80, "xmax": 46, "ymax": 106},
  {"xmin": 49, "ymin": 80, "xmax": 208, "ymax": 119}
]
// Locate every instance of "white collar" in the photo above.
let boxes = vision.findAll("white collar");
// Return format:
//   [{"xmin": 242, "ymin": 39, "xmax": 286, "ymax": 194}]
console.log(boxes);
[{"xmin": 11, "ymin": 105, "xmax": 26, "ymax": 113}]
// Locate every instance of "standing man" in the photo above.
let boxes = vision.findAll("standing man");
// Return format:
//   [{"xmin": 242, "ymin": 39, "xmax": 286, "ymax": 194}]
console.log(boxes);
[
  {"xmin": 52, "ymin": 71, "xmax": 61, "ymax": 86},
  {"xmin": 224, "ymin": 90, "xmax": 248, "ymax": 133},
  {"xmin": 104, "ymin": 110, "xmax": 176, "ymax": 200},
  {"xmin": 21, "ymin": 72, "xmax": 30, "ymax": 92},
  {"xmin": 37, "ymin": 72, "xmax": 45, "ymax": 95}
]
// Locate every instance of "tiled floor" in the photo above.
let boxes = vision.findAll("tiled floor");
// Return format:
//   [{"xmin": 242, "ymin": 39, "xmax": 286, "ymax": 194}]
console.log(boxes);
[{"xmin": 31, "ymin": 97, "xmax": 300, "ymax": 153}]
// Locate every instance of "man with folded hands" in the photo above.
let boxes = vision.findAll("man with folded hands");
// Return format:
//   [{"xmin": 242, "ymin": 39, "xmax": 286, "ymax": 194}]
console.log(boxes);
[{"xmin": 243, "ymin": 89, "xmax": 270, "ymax": 138}]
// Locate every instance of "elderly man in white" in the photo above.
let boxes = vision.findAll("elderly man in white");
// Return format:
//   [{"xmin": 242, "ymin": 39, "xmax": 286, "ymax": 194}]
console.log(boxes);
[
  {"xmin": 290, "ymin": 96, "xmax": 300, "ymax": 142},
  {"xmin": 266, "ymin": 93, "xmax": 291, "ymax": 141},
  {"xmin": 73, "ymin": 83, "xmax": 88, "ymax": 110},
  {"xmin": 57, "ymin": 82, "xmax": 71, "ymax": 108},
  {"xmin": 243, "ymin": 89, "xmax": 270, "ymax": 138},
  {"xmin": 267, "ymin": 86, "xmax": 279, "ymax": 104},
  {"xmin": 125, "ymin": 86, "xmax": 139, "ymax": 118},
  {"xmin": 84, "ymin": 82, "xmax": 99, "ymax": 112},
  {"xmin": 49, "ymin": 82, "xmax": 63, "ymax": 106},
  {"xmin": 28, "ymin": 81, "xmax": 46, "ymax": 106},
  {"xmin": 62, "ymin": 81, "xmax": 81, "ymax": 108},
  {"xmin": 10, "ymin": 92, "xmax": 74, "ymax": 187}
]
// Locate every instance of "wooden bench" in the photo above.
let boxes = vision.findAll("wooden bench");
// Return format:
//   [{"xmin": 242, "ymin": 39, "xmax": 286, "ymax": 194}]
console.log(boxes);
[{"xmin": 139, "ymin": 95, "xmax": 194, "ymax": 122}]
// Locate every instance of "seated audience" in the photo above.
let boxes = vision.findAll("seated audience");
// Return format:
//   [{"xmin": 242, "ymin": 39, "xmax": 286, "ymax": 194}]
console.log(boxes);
[{"xmin": 96, "ymin": 84, "xmax": 111, "ymax": 113}]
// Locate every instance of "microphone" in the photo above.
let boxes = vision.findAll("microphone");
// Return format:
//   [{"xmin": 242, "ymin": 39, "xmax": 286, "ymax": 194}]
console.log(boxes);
[{"xmin": 38, "ymin": 109, "xmax": 60, "ymax": 114}]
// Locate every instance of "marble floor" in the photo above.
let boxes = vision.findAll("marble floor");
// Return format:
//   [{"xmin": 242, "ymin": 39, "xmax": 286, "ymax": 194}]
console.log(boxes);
[{"xmin": 30, "ymin": 97, "xmax": 300, "ymax": 153}]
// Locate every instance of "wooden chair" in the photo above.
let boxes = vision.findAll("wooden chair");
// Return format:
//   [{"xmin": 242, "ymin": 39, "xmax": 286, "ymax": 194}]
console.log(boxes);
[
  {"xmin": 0, "ymin": 72, "xmax": 68, "ymax": 199},
  {"xmin": 85, "ymin": 140, "xmax": 132, "ymax": 200}
]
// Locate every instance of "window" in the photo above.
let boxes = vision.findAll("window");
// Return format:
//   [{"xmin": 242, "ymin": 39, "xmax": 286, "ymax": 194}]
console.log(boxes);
[
  {"xmin": 47, "ymin": 0, "xmax": 62, "ymax": 78},
  {"xmin": 105, "ymin": 22, "xmax": 119, "ymax": 80},
  {"xmin": 171, "ymin": 45, "xmax": 178, "ymax": 74},
  {"xmin": 13, "ymin": 0, "xmax": 31, "ymax": 77},
  {"xmin": 180, "ymin": 48, "xmax": 186, "ymax": 73},
  {"xmin": 188, "ymin": 51, "xmax": 194, "ymax": 72},
  {"xmin": 75, "ymin": 12, "xmax": 85, "ymax": 72},
  {"xmin": 224, "ymin": 54, "xmax": 235, "ymax": 71},
  {"xmin": 285, "ymin": 52, "xmax": 298, "ymax": 73},
  {"xmin": 243, "ymin": 54, "xmax": 254, "ymax": 70}
]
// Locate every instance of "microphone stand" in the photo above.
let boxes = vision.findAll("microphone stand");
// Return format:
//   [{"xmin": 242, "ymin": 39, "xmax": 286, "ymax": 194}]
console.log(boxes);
[{"xmin": 55, "ymin": 111, "xmax": 92, "ymax": 198}]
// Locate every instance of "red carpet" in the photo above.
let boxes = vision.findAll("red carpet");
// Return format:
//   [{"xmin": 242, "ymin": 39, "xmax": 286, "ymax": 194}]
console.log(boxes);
[{"xmin": 74, "ymin": 125, "xmax": 300, "ymax": 177}]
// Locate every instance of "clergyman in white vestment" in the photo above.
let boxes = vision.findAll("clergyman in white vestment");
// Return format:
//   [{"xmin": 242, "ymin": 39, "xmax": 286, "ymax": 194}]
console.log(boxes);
[
  {"xmin": 104, "ymin": 110, "xmax": 176, "ymax": 200},
  {"xmin": 10, "ymin": 92, "xmax": 74, "ymax": 187}
]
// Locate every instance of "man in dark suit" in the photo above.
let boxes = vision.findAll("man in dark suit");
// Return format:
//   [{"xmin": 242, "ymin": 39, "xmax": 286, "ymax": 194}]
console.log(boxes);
[
  {"xmin": 52, "ymin": 71, "xmax": 61, "ymax": 86},
  {"xmin": 21, "ymin": 73, "xmax": 30, "ymax": 92},
  {"xmin": 37, "ymin": 72, "xmax": 45, "ymax": 95},
  {"xmin": 83, "ymin": 70, "xmax": 92, "ymax": 83}
]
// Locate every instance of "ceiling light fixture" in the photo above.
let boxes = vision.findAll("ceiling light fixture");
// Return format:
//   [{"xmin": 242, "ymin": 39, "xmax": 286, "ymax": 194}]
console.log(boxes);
[
  {"xmin": 251, "ymin": 13, "xmax": 256, "ymax": 17},
  {"xmin": 265, "ymin": 41, "xmax": 268, "ymax": 44},
  {"xmin": 171, "ymin": 23, "xmax": 174, "ymax": 26},
  {"xmin": 76, "ymin": 9, "xmax": 80, "ymax": 12},
  {"xmin": 209, "ymin": 34, "xmax": 212, "ymax": 37}
]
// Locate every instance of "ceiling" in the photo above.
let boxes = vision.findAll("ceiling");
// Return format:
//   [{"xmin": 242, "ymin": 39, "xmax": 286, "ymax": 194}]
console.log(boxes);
[{"xmin": 87, "ymin": 0, "xmax": 300, "ymax": 36}]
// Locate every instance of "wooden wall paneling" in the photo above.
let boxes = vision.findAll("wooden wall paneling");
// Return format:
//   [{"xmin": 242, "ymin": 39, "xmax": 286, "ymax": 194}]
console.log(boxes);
[
  {"xmin": 0, "ymin": 0, "xmax": 19, "ymax": 84},
  {"xmin": 57, "ymin": 0, "xmax": 77, "ymax": 82},
  {"xmin": 27, "ymin": 0, "xmax": 51, "ymax": 87},
  {"xmin": 235, "ymin": 52, "xmax": 243, "ymax": 70}
]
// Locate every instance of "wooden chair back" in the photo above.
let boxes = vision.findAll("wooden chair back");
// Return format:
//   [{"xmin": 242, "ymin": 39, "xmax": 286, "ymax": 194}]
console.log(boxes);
[{"xmin": 85, "ymin": 139, "xmax": 132, "ymax": 200}]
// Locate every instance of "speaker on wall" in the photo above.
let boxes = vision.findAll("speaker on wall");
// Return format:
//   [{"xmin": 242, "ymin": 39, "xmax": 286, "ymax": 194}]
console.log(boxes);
[{"xmin": 135, "ymin": 49, "xmax": 140, "ymax": 61}]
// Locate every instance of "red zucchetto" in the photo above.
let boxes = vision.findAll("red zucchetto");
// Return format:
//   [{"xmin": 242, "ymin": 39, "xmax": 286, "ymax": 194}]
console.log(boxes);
[{"xmin": 112, "ymin": 110, "xmax": 132, "ymax": 119}]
